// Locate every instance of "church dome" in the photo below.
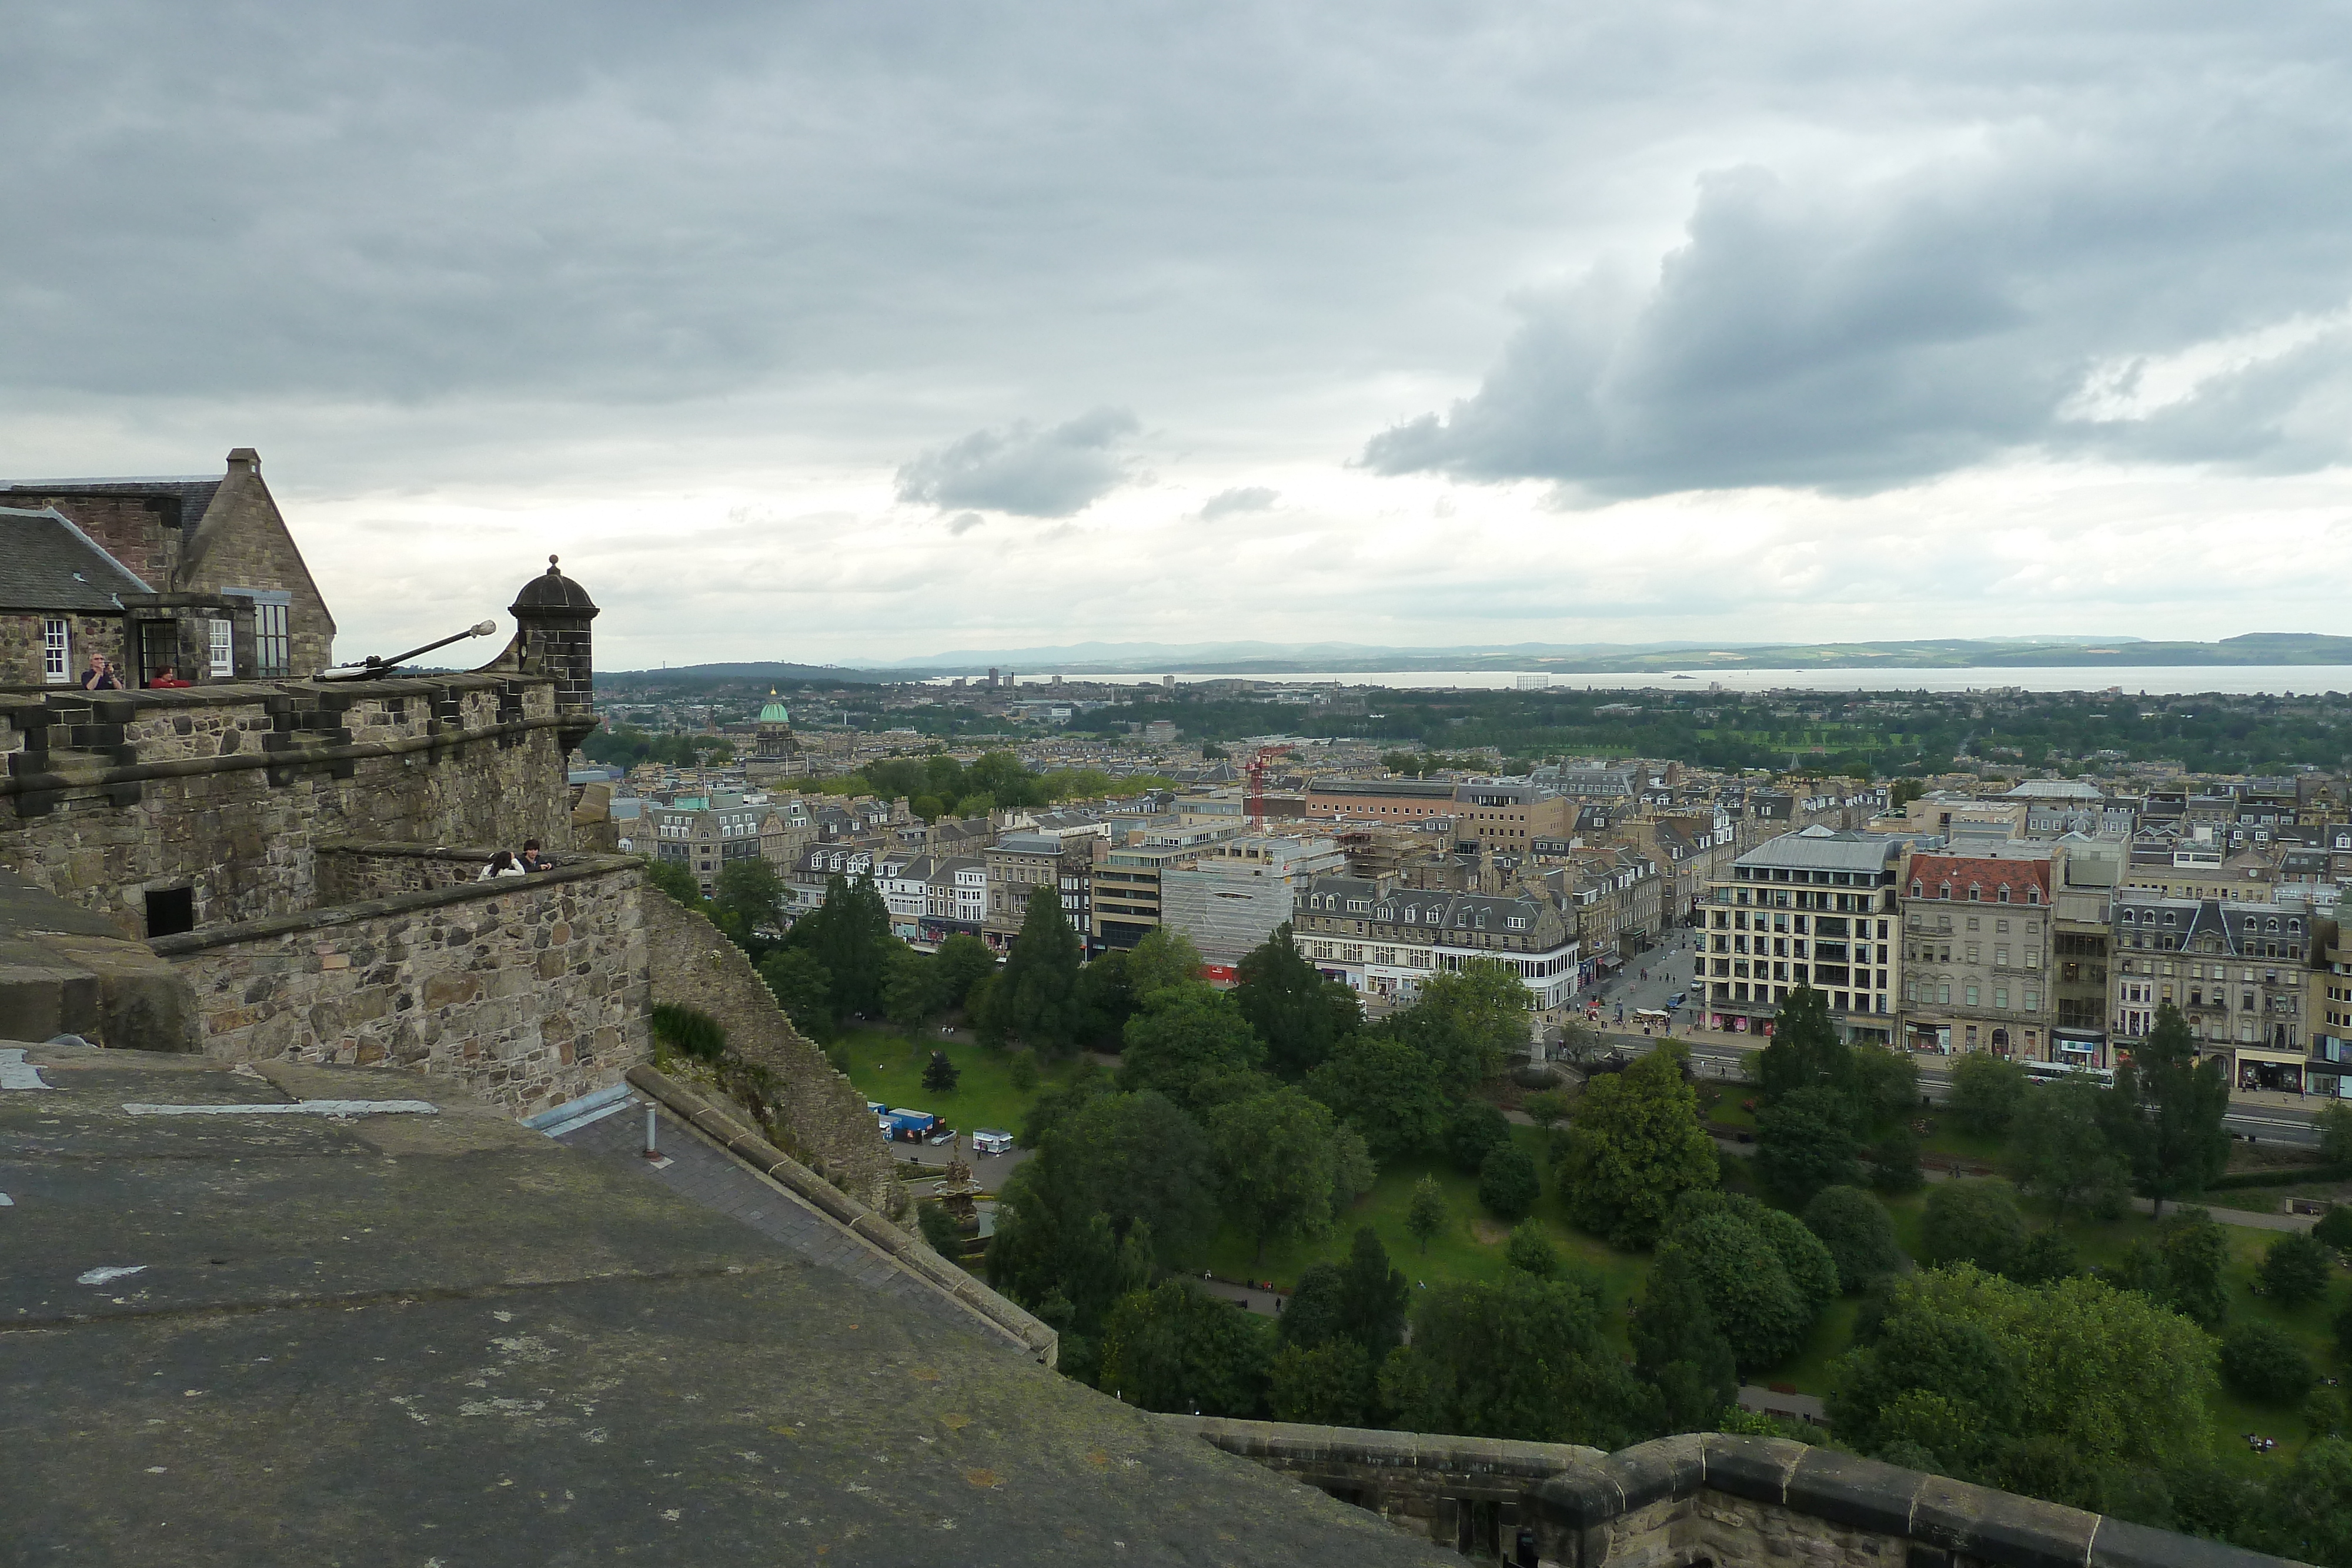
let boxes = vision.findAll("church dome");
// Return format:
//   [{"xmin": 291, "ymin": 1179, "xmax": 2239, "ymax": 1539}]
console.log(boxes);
[
  {"xmin": 759, "ymin": 690, "xmax": 791, "ymax": 726},
  {"xmin": 512, "ymin": 555, "xmax": 599, "ymax": 615}
]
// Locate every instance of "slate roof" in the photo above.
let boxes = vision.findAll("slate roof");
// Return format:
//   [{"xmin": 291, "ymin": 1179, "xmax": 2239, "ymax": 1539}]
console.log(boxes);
[
  {"xmin": 0, "ymin": 474, "xmax": 220, "ymax": 531},
  {"xmin": 0, "ymin": 506, "xmax": 153, "ymax": 610}
]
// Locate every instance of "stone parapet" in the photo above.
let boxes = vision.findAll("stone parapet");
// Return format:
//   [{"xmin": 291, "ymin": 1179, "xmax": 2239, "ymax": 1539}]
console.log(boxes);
[
  {"xmin": 0, "ymin": 676, "xmax": 576, "ymax": 935},
  {"xmin": 1166, "ymin": 1422, "xmax": 2309, "ymax": 1568},
  {"xmin": 155, "ymin": 850, "xmax": 650, "ymax": 1114}
]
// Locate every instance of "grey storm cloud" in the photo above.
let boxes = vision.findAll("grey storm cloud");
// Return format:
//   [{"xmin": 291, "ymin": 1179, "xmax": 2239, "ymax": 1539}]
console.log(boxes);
[
  {"xmin": 895, "ymin": 408, "xmax": 1142, "ymax": 517},
  {"xmin": 1199, "ymin": 486, "xmax": 1279, "ymax": 519},
  {"xmin": 1367, "ymin": 130, "xmax": 2352, "ymax": 497}
]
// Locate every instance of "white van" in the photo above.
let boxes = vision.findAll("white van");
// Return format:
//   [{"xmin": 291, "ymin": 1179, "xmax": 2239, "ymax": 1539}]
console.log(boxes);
[{"xmin": 971, "ymin": 1129, "xmax": 1014, "ymax": 1156}]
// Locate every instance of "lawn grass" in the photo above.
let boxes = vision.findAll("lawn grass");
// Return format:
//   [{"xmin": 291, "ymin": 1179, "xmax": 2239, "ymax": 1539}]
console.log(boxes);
[
  {"xmin": 832, "ymin": 1029, "xmax": 1080, "ymax": 1140},
  {"xmin": 1200, "ymin": 1125, "xmax": 1657, "ymax": 1352}
]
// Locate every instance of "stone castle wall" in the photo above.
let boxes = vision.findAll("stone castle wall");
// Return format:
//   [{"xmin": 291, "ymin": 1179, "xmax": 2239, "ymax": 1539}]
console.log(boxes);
[
  {"xmin": 640, "ymin": 890, "xmax": 896, "ymax": 1208},
  {"xmin": 0, "ymin": 675, "xmax": 576, "ymax": 937},
  {"xmin": 153, "ymin": 850, "xmax": 651, "ymax": 1115},
  {"xmin": 1174, "ymin": 1422, "xmax": 2298, "ymax": 1568}
]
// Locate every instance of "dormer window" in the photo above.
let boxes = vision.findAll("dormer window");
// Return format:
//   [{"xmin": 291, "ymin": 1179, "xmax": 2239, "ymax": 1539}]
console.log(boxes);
[
  {"xmin": 1912, "ymin": 880, "xmax": 1923, "ymax": 897},
  {"xmin": 2026, "ymin": 888, "xmax": 2039, "ymax": 905},
  {"xmin": 1968, "ymin": 886, "xmax": 1982, "ymax": 902},
  {"xmin": 1997, "ymin": 885, "xmax": 2010, "ymax": 903}
]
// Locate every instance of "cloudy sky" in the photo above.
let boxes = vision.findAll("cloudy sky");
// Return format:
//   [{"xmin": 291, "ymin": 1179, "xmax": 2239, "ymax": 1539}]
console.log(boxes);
[{"xmin": 6, "ymin": 1, "xmax": 2351, "ymax": 668}]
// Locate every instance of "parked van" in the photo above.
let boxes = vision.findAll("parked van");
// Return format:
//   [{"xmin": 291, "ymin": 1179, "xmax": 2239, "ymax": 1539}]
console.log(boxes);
[{"xmin": 971, "ymin": 1129, "xmax": 1014, "ymax": 1156}]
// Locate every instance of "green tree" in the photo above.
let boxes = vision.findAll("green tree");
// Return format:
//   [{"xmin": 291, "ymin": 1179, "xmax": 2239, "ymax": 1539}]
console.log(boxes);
[
  {"xmin": 1920, "ymin": 1181, "xmax": 2030, "ymax": 1278},
  {"xmin": 2260, "ymin": 1231, "xmax": 2333, "ymax": 1308},
  {"xmin": 2120, "ymin": 1207, "xmax": 2231, "ymax": 1329},
  {"xmin": 1746, "ymin": 1200, "xmax": 1842, "ymax": 1306},
  {"xmin": 1233, "ymin": 923, "xmax": 1363, "ymax": 1079},
  {"xmin": 1870, "ymin": 1124, "xmax": 1925, "ymax": 1193},
  {"xmin": 932, "ymin": 932, "xmax": 996, "ymax": 1009},
  {"xmin": 1631, "ymin": 1245, "xmax": 1739, "ymax": 1438},
  {"xmin": 1831, "ymin": 1266, "xmax": 2219, "ymax": 1480},
  {"xmin": 1556, "ymin": 1047, "xmax": 1720, "ymax": 1248},
  {"xmin": 2316, "ymin": 1102, "xmax": 2352, "ymax": 1168},
  {"xmin": 1053, "ymin": 1090, "xmax": 1222, "ymax": 1268},
  {"xmin": 1756, "ymin": 1085, "xmax": 1863, "ymax": 1208},
  {"xmin": 985, "ymin": 884, "xmax": 1087, "ymax": 1053},
  {"xmin": 1478, "ymin": 1141, "xmax": 1541, "ymax": 1222},
  {"xmin": 1018, "ymin": 1058, "xmax": 1108, "ymax": 1145},
  {"xmin": 2220, "ymin": 1321, "xmax": 2316, "ymax": 1406},
  {"xmin": 2314, "ymin": 1205, "xmax": 2352, "ymax": 1252},
  {"xmin": 1379, "ymin": 1272, "xmax": 1644, "ymax": 1449},
  {"xmin": 1329, "ymin": 1226, "xmax": 1410, "ymax": 1365},
  {"xmin": 2105, "ymin": 1001, "xmax": 2231, "ymax": 1218},
  {"xmin": 1407, "ymin": 1175, "xmax": 1448, "ymax": 1255},
  {"xmin": 1409, "ymin": 959, "xmax": 1532, "ymax": 1085},
  {"xmin": 1118, "ymin": 985, "xmax": 1267, "ymax": 1114},
  {"xmin": 987, "ymin": 1158, "xmax": 1145, "ymax": 1343},
  {"xmin": 786, "ymin": 870, "xmax": 894, "ymax": 1024},
  {"xmin": 1947, "ymin": 1053, "xmax": 2027, "ymax": 1138},
  {"xmin": 1441, "ymin": 1099, "xmax": 1511, "ymax": 1174},
  {"xmin": 917, "ymin": 1202, "xmax": 964, "ymax": 1256},
  {"xmin": 1849, "ymin": 1046, "xmax": 1921, "ymax": 1133},
  {"xmin": 2260, "ymin": 1438, "xmax": 2352, "ymax": 1567},
  {"xmin": 1072, "ymin": 947, "xmax": 1138, "ymax": 1047},
  {"xmin": 1802, "ymin": 1185, "xmax": 1905, "ymax": 1293},
  {"xmin": 1304, "ymin": 1031, "xmax": 1447, "ymax": 1163},
  {"xmin": 1504, "ymin": 1222, "xmax": 1562, "ymax": 1278},
  {"xmin": 885, "ymin": 947, "xmax": 943, "ymax": 1032},
  {"xmin": 1268, "ymin": 1340, "xmax": 1369, "ymax": 1426},
  {"xmin": 1100, "ymin": 1279, "xmax": 1272, "ymax": 1416},
  {"xmin": 1755, "ymin": 986, "xmax": 1853, "ymax": 1106},
  {"xmin": 2009, "ymin": 1077, "xmax": 2130, "ymax": 1223},
  {"xmin": 713, "ymin": 855, "xmax": 787, "ymax": 938},
  {"xmin": 921, "ymin": 1049, "xmax": 961, "ymax": 1094},
  {"xmin": 1124, "ymin": 925, "xmax": 1205, "ymax": 1007},
  {"xmin": 757, "ymin": 947, "xmax": 833, "ymax": 1041},
  {"xmin": 1210, "ymin": 1088, "xmax": 1342, "ymax": 1263},
  {"xmin": 1661, "ymin": 1207, "xmax": 1815, "ymax": 1373},
  {"xmin": 641, "ymin": 855, "xmax": 705, "ymax": 909}
]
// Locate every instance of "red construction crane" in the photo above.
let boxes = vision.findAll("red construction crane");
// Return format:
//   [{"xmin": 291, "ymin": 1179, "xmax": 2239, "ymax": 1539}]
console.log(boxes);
[{"xmin": 1244, "ymin": 744, "xmax": 1292, "ymax": 829}]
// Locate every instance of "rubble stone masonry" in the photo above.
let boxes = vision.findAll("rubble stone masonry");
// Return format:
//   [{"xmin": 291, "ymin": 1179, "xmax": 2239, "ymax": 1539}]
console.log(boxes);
[
  {"xmin": 153, "ymin": 850, "xmax": 650, "ymax": 1115},
  {"xmin": 0, "ymin": 674, "xmax": 574, "ymax": 937}
]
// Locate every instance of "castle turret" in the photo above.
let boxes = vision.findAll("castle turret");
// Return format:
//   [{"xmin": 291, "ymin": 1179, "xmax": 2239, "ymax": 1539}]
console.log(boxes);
[{"xmin": 509, "ymin": 555, "xmax": 599, "ymax": 755}]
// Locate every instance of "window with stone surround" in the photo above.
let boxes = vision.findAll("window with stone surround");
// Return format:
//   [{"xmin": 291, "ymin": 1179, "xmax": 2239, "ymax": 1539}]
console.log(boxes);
[{"xmin": 42, "ymin": 617, "xmax": 69, "ymax": 682}]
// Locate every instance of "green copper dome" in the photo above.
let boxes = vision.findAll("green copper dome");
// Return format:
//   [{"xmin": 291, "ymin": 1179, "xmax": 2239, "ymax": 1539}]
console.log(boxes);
[{"xmin": 759, "ymin": 690, "xmax": 791, "ymax": 725}]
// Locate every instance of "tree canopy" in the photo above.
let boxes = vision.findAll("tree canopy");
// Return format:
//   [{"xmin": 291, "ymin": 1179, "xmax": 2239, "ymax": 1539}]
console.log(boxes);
[
  {"xmin": 2105, "ymin": 1002, "xmax": 2231, "ymax": 1218},
  {"xmin": 978, "ymin": 884, "xmax": 1087, "ymax": 1053},
  {"xmin": 1556, "ymin": 1046, "xmax": 1720, "ymax": 1247},
  {"xmin": 1234, "ymin": 923, "xmax": 1362, "ymax": 1079}
]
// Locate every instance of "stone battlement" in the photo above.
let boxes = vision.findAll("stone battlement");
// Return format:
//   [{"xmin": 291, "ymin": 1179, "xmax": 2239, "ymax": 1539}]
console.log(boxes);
[
  {"xmin": 0, "ymin": 675, "xmax": 577, "ymax": 937},
  {"xmin": 1169, "ymin": 1420, "xmax": 2302, "ymax": 1568}
]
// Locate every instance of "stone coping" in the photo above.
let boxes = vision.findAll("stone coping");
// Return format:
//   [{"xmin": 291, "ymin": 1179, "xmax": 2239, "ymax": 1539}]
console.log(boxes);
[
  {"xmin": 1534, "ymin": 1434, "xmax": 2306, "ymax": 1568},
  {"xmin": 149, "ymin": 844, "xmax": 646, "ymax": 957},
  {"xmin": 0, "ymin": 672, "xmax": 550, "ymax": 713},
  {"xmin": 1166, "ymin": 1415, "xmax": 1604, "ymax": 1477}
]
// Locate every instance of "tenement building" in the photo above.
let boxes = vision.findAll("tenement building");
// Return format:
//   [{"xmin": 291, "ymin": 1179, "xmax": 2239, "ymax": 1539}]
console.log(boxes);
[
  {"xmin": 2112, "ymin": 887, "xmax": 2326, "ymax": 1092},
  {"xmin": 1291, "ymin": 870, "xmax": 1581, "ymax": 1009},
  {"xmin": 1899, "ymin": 848, "xmax": 2056, "ymax": 1059},
  {"xmin": 1700, "ymin": 827, "xmax": 1905, "ymax": 1045}
]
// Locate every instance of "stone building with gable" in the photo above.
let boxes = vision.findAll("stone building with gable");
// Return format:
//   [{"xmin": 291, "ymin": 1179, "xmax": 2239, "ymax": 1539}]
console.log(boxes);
[{"xmin": 2, "ymin": 447, "xmax": 336, "ymax": 685}]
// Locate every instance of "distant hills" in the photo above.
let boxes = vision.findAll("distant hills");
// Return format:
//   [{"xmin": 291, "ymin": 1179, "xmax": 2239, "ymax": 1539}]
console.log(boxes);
[
  {"xmin": 597, "ymin": 633, "xmax": 2352, "ymax": 685},
  {"xmin": 877, "ymin": 633, "xmax": 2352, "ymax": 677}
]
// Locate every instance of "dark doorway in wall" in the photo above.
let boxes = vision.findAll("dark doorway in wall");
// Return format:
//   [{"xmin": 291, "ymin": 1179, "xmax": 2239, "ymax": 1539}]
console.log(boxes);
[{"xmin": 145, "ymin": 887, "xmax": 195, "ymax": 938}]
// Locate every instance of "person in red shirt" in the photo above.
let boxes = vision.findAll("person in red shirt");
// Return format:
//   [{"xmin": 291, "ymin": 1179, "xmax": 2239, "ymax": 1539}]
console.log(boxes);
[{"xmin": 146, "ymin": 664, "xmax": 193, "ymax": 689}]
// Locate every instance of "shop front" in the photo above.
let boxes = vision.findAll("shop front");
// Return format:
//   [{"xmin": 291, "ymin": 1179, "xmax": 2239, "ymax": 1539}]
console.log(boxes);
[{"xmin": 2235, "ymin": 1045, "xmax": 2310, "ymax": 1095}]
